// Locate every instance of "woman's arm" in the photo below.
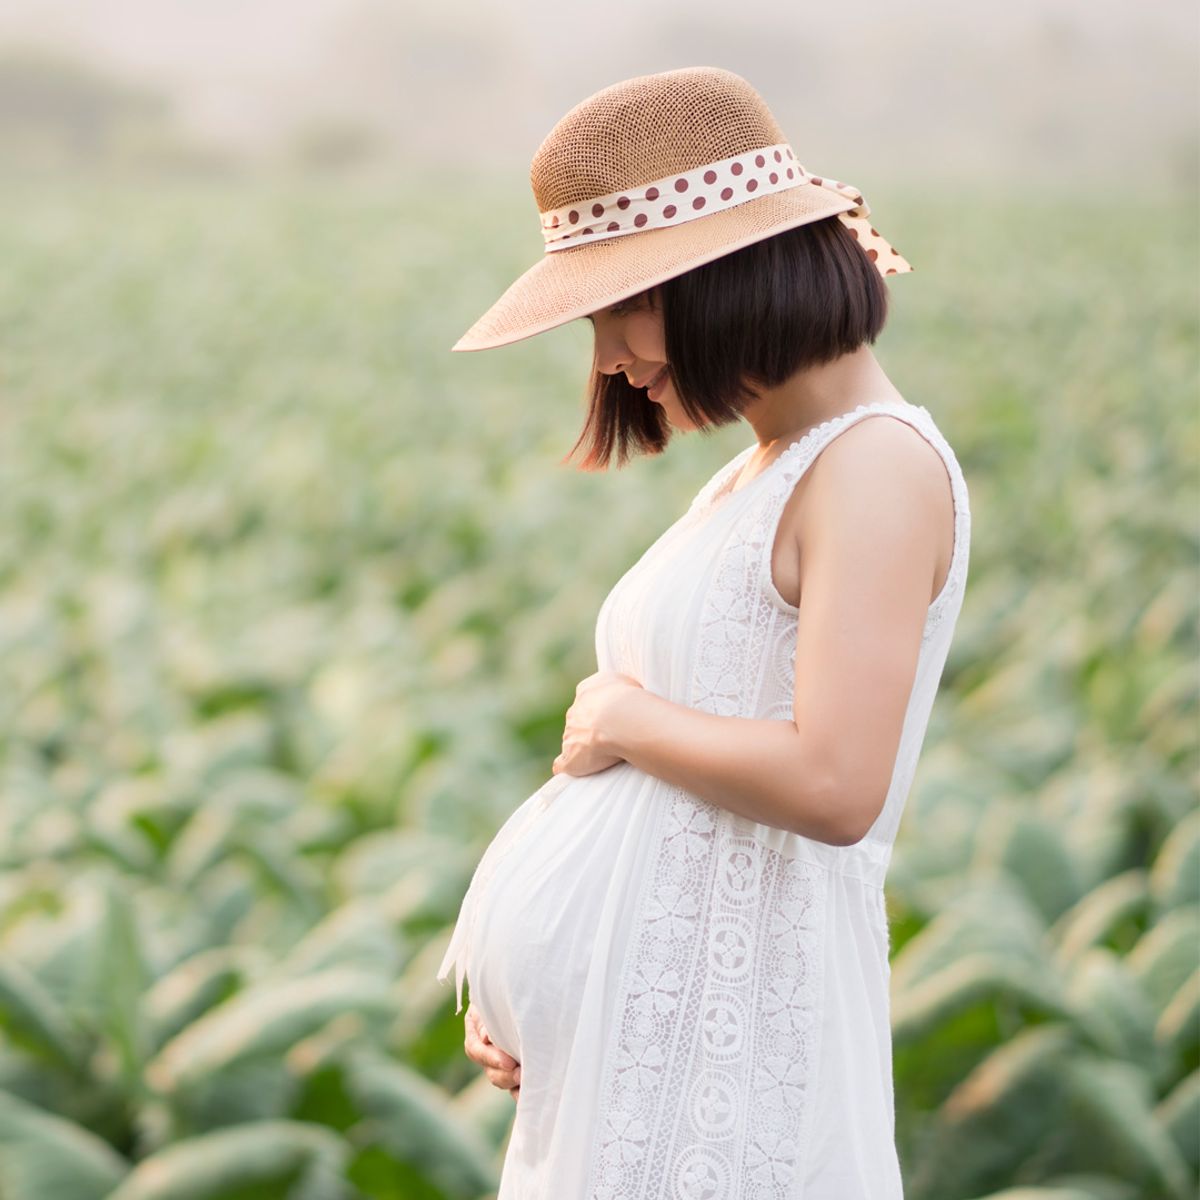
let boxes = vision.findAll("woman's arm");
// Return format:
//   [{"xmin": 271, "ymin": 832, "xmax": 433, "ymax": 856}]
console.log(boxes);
[
  {"xmin": 559, "ymin": 417, "xmax": 949, "ymax": 846},
  {"xmin": 603, "ymin": 691, "xmax": 855, "ymax": 844}
]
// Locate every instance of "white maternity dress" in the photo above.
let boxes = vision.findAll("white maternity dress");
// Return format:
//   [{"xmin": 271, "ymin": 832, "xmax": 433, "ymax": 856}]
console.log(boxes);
[{"xmin": 437, "ymin": 398, "xmax": 972, "ymax": 1199}]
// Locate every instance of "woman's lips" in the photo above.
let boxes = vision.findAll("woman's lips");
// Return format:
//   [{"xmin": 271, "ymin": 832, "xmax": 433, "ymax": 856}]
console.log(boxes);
[{"xmin": 646, "ymin": 365, "xmax": 669, "ymax": 399}]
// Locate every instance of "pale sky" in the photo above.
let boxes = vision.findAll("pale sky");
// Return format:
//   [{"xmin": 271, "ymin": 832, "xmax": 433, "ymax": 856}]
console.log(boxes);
[{"xmin": 0, "ymin": 0, "xmax": 1195, "ymax": 190}]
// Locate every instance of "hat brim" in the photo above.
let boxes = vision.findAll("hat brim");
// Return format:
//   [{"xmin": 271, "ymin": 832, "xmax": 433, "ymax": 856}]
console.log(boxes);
[{"xmin": 452, "ymin": 185, "xmax": 875, "ymax": 352}]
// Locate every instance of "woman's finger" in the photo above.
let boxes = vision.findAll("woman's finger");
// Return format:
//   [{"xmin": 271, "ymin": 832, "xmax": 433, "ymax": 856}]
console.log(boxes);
[
  {"xmin": 479, "ymin": 1033, "xmax": 518, "ymax": 1070},
  {"xmin": 488, "ymin": 1045, "xmax": 518, "ymax": 1070},
  {"xmin": 485, "ymin": 1060, "xmax": 521, "ymax": 1084},
  {"xmin": 467, "ymin": 1005, "xmax": 495, "ymax": 1045},
  {"xmin": 470, "ymin": 1008, "xmax": 508, "ymax": 1057},
  {"xmin": 476, "ymin": 1029, "xmax": 518, "ymax": 1071},
  {"xmin": 465, "ymin": 1015, "xmax": 519, "ymax": 1073}
]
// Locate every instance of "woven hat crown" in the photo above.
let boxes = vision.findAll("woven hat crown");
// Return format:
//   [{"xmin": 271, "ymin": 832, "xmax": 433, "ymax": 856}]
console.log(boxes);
[
  {"xmin": 451, "ymin": 66, "xmax": 912, "ymax": 351},
  {"xmin": 530, "ymin": 67, "xmax": 785, "ymax": 213}
]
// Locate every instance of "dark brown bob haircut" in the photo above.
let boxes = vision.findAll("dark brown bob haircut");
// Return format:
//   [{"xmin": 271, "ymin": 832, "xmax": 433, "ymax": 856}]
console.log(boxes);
[{"xmin": 567, "ymin": 214, "xmax": 891, "ymax": 470}]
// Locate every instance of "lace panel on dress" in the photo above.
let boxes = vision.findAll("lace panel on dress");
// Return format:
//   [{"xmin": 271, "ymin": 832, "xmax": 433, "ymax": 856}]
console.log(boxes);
[{"xmin": 586, "ymin": 436, "xmax": 837, "ymax": 1197}]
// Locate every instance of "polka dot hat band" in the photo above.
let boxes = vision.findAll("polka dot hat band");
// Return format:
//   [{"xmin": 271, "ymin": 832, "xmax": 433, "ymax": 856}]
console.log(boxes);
[
  {"xmin": 539, "ymin": 140, "xmax": 909, "ymax": 273},
  {"xmin": 452, "ymin": 67, "xmax": 914, "ymax": 353}
]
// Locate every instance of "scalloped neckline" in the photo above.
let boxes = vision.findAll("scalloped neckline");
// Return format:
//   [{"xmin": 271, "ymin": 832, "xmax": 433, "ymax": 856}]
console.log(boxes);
[{"xmin": 708, "ymin": 399, "xmax": 926, "ymax": 508}]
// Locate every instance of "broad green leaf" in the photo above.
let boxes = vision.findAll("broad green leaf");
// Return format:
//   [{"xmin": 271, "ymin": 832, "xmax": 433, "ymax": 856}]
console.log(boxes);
[
  {"xmin": 446, "ymin": 1071, "xmax": 519, "ymax": 1151},
  {"xmin": 890, "ymin": 878, "xmax": 1048, "ymax": 994},
  {"xmin": 961, "ymin": 1180, "xmax": 1141, "ymax": 1200},
  {"xmin": 971, "ymin": 804, "xmax": 1082, "ymax": 924},
  {"xmin": 389, "ymin": 935, "xmax": 465, "ymax": 1049},
  {"xmin": 0, "ymin": 1090, "xmax": 128, "ymax": 1200},
  {"xmin": 84, "ymin": 879, "xmax": 152, "ymax": 1086},
  {"xmin": 144, "ymin": 947, "xmax": 260, "ymax": 1052},
  {"xmin": 166, "ymin": 809, "xmax": 239, "ymax": 891},
  {"xmin": 1052, "ymin": 762, "xmax": 1157, "ymax": 890},
  {"xmin": 907, "ymin": 1024, "xmax": 1075, "ymax": 1197},
  {"xmin": 107, "ymin": 1119, "xmax": 350, "ymax": 1200},
  {"xmin": 1155, "ymin": 1069, "xmax": 1200, "ymax": 1172},
  {"xmin": 81, "ymin": 820, "xmax": 156, "ymax": 873},
  {"xmin": 232, "ymin": 828, "xmax": 325, "ymax": 922},
  {"xmin": 1154, "ymin": 966, "xmax": 1200, "ymax": 1065},
  {"xmin": 892, "ymin": 951, "xmax": 1069, "ymax": 1045},
  {"xmin": 206, "ymin": 768, "xmax": 308, "ymax": 821},
  {"xmin": 343, "ymin": 1050, "xmax": 498, "ymax": 1197},
  {"xmin": 146, "ymin": 968, "xmax": 392, "ymax": 1094},
  {"xmin": 165, "ymin": 712, "xmax": 277, "ymax": 785},
  {"xmin": 1149, "ymin": 808, "xmax": 1200, "ymax": 911},
  {"xmin": 1064, "ymin": 947, "xmax": 1160, "ymax": 1067},
  {"xmin": 1065, "ymin": 1055, "xmax": 1194, "ymax": 1199},
  {"xmin": 331, "ymin": 830, "xmax": 471, "ymax": 898},
  {"xmin": 0, "ymin": 959, "xmax": 86, "ymax": 1072},
  {"xmin": 86, "ymin": 775, "xmax": 189, "ymax": 860},
  {"xmin": 379, "ymin": 856, "xmax": 477, "ymax": 937},
  {"xmin": 1048, "ymin": 868, "xmax": 1150, "ymax": 967},
  {"xmin": 276, "ymin": 900, "xmax": 399, "ymax": 980},
  {"xmin": 1127, "ymin": 905, "xmax": 1200, "ymax": 1014},
  {"xmin": 191, "ymin": 861, "xmax": 260, "ymax": 947}
]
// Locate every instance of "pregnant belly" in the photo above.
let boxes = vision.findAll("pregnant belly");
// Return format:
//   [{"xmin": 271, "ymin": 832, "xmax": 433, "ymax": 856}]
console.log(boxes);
[{"xmin": 466, "ymin": 760, "xmax": 665, "ymax": 1064}]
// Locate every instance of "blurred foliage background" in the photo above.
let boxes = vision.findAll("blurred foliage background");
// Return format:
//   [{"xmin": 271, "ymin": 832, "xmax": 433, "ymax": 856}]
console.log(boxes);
[{"xmin": 0, "ymin": 2, "xmax": 1197, "ymax": 1198}]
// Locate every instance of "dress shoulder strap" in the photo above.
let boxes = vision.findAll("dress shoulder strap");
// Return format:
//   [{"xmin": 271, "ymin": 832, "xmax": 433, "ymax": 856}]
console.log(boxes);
[{"xmin": 757, "ymin": 399, "xmax": 972, "ymax": 637}]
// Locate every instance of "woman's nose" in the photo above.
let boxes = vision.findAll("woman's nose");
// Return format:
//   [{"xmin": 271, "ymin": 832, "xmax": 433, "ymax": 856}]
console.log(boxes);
[{"xmin": 592, "ymin": 325, "xmax": 631, "ymax": 378}]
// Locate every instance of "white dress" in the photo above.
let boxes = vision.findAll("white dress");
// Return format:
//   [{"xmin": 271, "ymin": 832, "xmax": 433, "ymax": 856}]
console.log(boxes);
[{"xmin": 437, "ymin": 398, "xmax": 972, "ymax": 1199}]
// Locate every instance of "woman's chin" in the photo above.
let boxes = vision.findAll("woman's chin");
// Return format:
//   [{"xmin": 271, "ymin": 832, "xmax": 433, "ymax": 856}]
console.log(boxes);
[{"xmin": 650, "ymin": 387, "xmax": 696, "ymax": 431}]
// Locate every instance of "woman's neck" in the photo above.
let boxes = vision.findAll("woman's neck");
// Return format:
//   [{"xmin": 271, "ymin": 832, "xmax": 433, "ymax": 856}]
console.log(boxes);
[{"xmin": 740, "ymin": 344, "xmax": 905, "ymax": 452}]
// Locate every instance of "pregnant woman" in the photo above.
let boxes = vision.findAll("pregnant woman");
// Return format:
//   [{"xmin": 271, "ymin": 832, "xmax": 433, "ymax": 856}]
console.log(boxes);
[{"xmin": 437, "ymin": 66, "xmax": 971, "ymax": 1198}]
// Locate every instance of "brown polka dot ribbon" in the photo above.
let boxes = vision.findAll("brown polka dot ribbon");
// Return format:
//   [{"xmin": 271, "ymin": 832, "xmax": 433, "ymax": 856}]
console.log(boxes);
[{"xmin": 539, "ymin": 141, "xmax": 912, "ymax": 274}]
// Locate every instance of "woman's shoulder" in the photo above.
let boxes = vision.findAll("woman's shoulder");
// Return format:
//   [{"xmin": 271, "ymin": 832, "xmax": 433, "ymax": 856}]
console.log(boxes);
[
  {"xmin": 799, "ymin": 402, "xmax": 968, "ymax": 528},
  {"xmin": 814, "ymin": 401, "xmax": 967, "ymax": 498}
]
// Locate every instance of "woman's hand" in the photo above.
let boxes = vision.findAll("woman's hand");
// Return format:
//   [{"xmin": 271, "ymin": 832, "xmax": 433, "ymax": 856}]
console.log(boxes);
[
  {"xmin": 553, "ymin": 670, "xmax": 644, "ymax": 777},
  {"xmin": 464, "ymin": 1003, "xmax": 521, "ymax": 1101}
]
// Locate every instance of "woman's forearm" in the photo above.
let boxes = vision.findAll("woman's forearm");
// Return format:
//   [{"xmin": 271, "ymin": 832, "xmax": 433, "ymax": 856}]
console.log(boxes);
[{"xmin": 600, "ymin": 687, "xmax": 860, "ymax": 845}]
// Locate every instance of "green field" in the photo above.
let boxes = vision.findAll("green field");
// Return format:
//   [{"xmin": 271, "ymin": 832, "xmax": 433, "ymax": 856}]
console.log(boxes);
[{"xmin": 0, "ymin": 175, "xmax": 1196, "ymax": 1199}]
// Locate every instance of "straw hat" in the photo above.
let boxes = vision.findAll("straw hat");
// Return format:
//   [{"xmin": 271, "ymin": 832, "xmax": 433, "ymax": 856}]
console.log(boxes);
[{"xmin": 452, "ymin": 66, "xmax": 912, "ymax": 353}]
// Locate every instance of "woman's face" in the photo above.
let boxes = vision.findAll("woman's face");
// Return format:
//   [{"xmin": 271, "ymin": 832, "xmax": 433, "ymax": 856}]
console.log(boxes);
[{"xmin": 588, "ymin": 292, "xmax": 696, "ymax": 430}]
